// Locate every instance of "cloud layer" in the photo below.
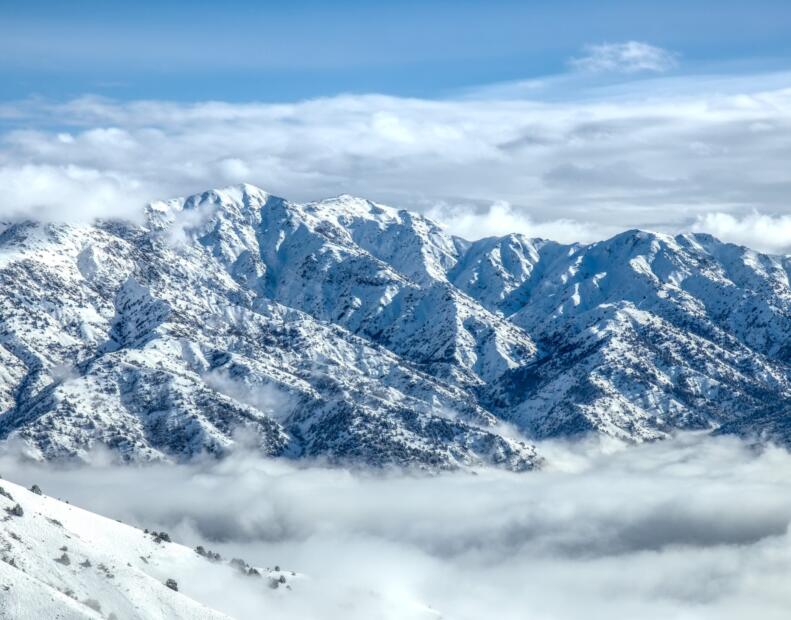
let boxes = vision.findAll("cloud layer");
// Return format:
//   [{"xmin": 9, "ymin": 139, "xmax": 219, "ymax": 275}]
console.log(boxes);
[
  {"xmin": 2, "ymin": 71, "xmax": 791, "ymax": 250},
  {"xmin": 3, "ymin": 434, "xmax": 791, "ymax": 619}
]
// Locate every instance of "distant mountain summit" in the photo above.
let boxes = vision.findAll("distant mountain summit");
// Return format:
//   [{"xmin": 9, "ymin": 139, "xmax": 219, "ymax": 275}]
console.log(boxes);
[{"xmin": 1, "ymin": 184, "xmax": 789, "ymax": 469}]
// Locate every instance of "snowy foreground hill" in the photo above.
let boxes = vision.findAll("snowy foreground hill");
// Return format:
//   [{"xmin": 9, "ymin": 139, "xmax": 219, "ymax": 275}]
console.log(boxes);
[
  {"xmin": 1, "ymin": 184, "xmax": 791, "ymax": 469},
  {"xmin": 0, "ymin": 478, "xmax": 293, "ymax": 619}
]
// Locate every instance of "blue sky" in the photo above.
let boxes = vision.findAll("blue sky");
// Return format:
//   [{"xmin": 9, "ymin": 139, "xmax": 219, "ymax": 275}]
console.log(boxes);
[
  {"xmin": 2, "ymin": 0, "xmax": 791, "ymax": 101},
  {"xmin": 2, "ymin": 0, "xmax": 791, "ymax": 252}
]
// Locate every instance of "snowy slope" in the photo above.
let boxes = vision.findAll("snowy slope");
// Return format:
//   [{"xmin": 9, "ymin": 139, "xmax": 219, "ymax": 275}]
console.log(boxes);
[
  {"xmin": 0, "ymin": 478, "xmax": 293, "ymax": 619},
  {"xmin": 0, "ymin": 184, "xmax": 790, "ymax": 465},
  {"xmin": 0, "ymin": 188, "xmax": 538, "ymax": 470}
]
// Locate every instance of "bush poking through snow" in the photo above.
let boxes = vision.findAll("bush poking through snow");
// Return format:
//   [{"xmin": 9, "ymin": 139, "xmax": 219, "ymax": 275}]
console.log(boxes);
[
  {"xmin": 195, "ymin": 545, "xmax": 221, "ymax": 562},
  {"xmin": 165, "ymin": 578, "xmax": 178, "ymax": 592},
  {"xmin": 0, "ymin": 486, "xmax": 13, "ymax": 501},
  {"xmin": 230, "ymin": 557, "xmax": 263, "ymax": 577},
  {"xmin": 6, "ymin": 504, "xmax": 23, "ymax": 517},
  {"xmin": 54, "ymin": 552, "xmax": 71, "ymax": 565},
  {"xmin": 151, "ymin": 531, "xmax": 171, "ymax": 543},
  {"xmin": 30, "ymin": 484, "xmax": 42, "ymax": 495}
]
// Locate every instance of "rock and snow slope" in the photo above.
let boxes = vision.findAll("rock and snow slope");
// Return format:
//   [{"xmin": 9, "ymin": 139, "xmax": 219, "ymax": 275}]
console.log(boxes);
[
  {"xmin": 0, "ymin": 478, "xmax": 292, "ymax": 619},
  {"xmin": 0, "ymin": 184, "xmax": 790, "ymax": 468}
]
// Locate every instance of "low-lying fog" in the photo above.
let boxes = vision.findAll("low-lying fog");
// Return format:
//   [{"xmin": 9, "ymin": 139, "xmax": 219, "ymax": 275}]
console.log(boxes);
[{"xmin": 3, "ymin": 433, "xmax": 791, "ymax": 619}]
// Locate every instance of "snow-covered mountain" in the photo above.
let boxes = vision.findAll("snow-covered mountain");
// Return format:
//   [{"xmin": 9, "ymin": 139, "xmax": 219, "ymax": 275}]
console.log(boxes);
[
  {"xmin": 0, "ymin": 478, "xmax": 294, "ymax": 619},
  {"xmin": 1, "ymin": 184, "xmax": 789, "ymax": 469}
]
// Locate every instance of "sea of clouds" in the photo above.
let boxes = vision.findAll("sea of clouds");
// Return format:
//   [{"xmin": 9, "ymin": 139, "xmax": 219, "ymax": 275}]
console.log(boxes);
[
  {"xmin": 3, "ymin": 71, "xmax": 791, "ymax": 251},
  {"xmin": 3, "ymin": 433, "xmax": 791, "ymax": 619}
]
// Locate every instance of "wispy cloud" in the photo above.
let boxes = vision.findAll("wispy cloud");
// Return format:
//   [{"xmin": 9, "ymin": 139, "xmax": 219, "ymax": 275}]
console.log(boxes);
[{"xmin": 570, "ymin": 41, "xmax": 679, "ymax": 74}]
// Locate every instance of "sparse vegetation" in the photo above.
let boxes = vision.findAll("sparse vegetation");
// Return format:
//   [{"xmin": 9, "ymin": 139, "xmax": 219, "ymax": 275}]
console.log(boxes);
[
  {"xmin": 151, "ymin": 530, "xmax": 171, "ymax": 543},
  {"xmin": 54, "ymin": 552, "xmax": 71, "ymax": 565},
  {"xmin": 195, "ymin": 545, "xmax": 221, "ymax": 562}
]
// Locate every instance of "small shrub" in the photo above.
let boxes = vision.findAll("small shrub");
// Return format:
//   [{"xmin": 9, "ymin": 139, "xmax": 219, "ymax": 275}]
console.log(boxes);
[
  {"xmin": 195, "ymin": 545, "xmax": 222, "ymax": 562},
  {"xmin": 6, "ymin": 504, "xmax": 23, "ymax": 517},
  {"xmin": 152, "ymin": 531, "xmax": 171, "ymax": 543},
  {"xmin": 54, "ymin": 552, "xmax": 71, "ymax": 566}
]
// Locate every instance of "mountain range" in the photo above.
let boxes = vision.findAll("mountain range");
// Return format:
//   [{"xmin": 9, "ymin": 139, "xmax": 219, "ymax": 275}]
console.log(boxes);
[{"xmin": 1, "ymin": 184, "xmax": 789, "ymax": 470}]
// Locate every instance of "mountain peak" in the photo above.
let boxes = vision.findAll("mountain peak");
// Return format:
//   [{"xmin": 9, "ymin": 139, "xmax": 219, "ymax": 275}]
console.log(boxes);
[{"xmin": 2, "ymin": 184, "xmax": 791, "ymax": 470}]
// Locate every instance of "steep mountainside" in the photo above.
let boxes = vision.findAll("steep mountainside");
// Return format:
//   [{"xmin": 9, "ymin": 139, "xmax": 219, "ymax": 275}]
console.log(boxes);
[
  {"xmin": 0, "ymin": 184, "xmax": 789, "ymax": 468},
  {"xmin": 0, "ymin": 478, "xmax": 294, "ymax": 619}
]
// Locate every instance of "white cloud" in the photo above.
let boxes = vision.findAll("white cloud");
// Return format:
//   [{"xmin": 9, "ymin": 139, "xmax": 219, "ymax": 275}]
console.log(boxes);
[
  {"xmin": 3, "ymin": 434, "xmax": 791, "ymax": 619},
  {"xmin": 2, "ymin": 77, "xmax": 791, "ymax": 250},
  {"xmin": 693, "ymin": 211, "xmax": 791, "ymax": 254},
  {"xmin": 216, "ymin": 157, "xmax": 251, "ymax": 183},
  {"xmin": 0, "ymin": 163, "xmax": 146, "ymax": 224},
  {"xmin": 570, "ymin": 41, "xmax": 679, "ymax": 74},
  {"xmin": 202, "ymin": 369, "xmax": 294, "ymax": 423},
  {"xmin": 426, "ymin": 200, "xmax": 615, "ymax": 243}
]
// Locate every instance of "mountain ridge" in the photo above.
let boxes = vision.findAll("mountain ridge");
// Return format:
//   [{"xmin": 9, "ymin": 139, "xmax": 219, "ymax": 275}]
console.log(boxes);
[{"xmin": 0, "ymin": 183, "xmax": 788, "ymax": 469}]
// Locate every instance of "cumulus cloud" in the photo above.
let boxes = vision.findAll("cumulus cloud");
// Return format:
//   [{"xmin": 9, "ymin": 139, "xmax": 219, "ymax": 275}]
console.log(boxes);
[
  {"xmin": 0, "ymin": 163, "xmax": 146, "ymax": 224},
  {"xmin": 3, "ymin": 434, "xmax": 791, "ymax": 619},
  {"xmin": 426, "ymin": 200, "xmax": 615, "ymax": 243},
  {"xmin": 693, "ymin": 211, "xmax": 791, "ymax": 254},
  {"xmin": 2, "ymin": 76, "xmax": 791, "ymax": 249},
  {"xmin": 570, "ymin": 41, "xmax": 679, "ymax": 74}
]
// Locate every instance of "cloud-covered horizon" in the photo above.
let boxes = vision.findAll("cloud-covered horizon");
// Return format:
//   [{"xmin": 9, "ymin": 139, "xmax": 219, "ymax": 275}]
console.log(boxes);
[
  {"xmin": 2, "ymin": 68, "xmax": 791, "ymax": 251},
  {"xmin": 3, "ymin": 434, "xmax": 791, "ymax": 619}
]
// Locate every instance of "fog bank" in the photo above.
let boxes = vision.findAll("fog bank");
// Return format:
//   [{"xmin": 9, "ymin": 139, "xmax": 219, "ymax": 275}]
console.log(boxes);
[{"xmin": 2, "ymin": 434, "xmax": 791, "ymax": 619}]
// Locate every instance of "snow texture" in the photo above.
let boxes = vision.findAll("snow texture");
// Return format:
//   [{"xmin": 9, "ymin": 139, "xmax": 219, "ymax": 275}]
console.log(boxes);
[{"xmin": 1, "ymin": 184, "xmax": 789, "ymax": 469}]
